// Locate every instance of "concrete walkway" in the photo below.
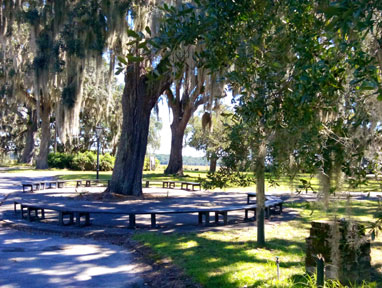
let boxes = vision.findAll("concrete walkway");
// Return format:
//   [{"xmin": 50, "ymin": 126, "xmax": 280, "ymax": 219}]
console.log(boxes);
[
  {"xmin": 0, "ymin": 228, "xmax": 147, "ymax": 288},
  {"xmin": 0, "ymin": 168, "xmax": 58, "ymax": 204}
]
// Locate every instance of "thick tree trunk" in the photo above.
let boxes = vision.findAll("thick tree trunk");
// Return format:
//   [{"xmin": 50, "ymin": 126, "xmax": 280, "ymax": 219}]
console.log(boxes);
[
  {"xmin": 256, "ymin": 142, "xmax": 266, "ymax": 247},
  {"xmin": 110, "ymin": 68, "xmax": 169, "ymax": 196},
  {"xmin": 209, "ymin": 153, "xmax": 218, "ymax": 173},
  {"xmin": 164, "ymin": 98, "xmax": 194, "ymax": 175},
  {"xmin": 36, "ymin": 103, "xmax": 51, "ymax": 169},
  {"xmin": 165, "ymin": 122, "xmax": 187, "ymax": 175},
  {"xmin": 21, "ymin": 109, "xmax": 37, "ymax": 164}
]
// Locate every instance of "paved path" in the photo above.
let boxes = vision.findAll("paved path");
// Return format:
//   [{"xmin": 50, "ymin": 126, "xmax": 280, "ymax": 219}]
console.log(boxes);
[
  {"xmin": 0, "ymin": 168, "xmax": 58, "ymax": 202},
  {"xmin": 0, "ymin": 170, "xmax": 150, "ymax": 288},
  {"xmin": 0, "ymin": 227, "xmax": 146, "ymax": 288}
]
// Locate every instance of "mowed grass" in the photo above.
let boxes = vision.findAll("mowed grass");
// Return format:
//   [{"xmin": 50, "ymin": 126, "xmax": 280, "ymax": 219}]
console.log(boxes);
[
  {"xmin": 133, "ymin": 200, "xmax": 382, "ymax": 287},
  {"xmin": 3, "ymin": 163, "xmax": 382, "ymax": 193},
  {"xmin": 15, "ymin": 166, "xmax": 379, "ymax": 194}
]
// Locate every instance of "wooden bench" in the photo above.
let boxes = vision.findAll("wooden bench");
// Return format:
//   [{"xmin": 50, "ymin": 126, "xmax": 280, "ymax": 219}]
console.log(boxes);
[
  {"xmin": 39, "ymin": 181, "xmax": 59, "ymax": 189},
  {"xmin": 14, "ymin": 201, "xmax": 92, "ymax": 226},
  {"xmin": 13, "ymin": 197, "xmax": 283, "ymax": 229},
  {"xmin": 143, "ymin": 180, "xmax": 201, "ymax": 191},
  {"xmin": 143, "ymin": 180, "xmax": 176, "ymax": 189},
  {"xmin": 57, "ymin": 180, "xmax": 85, "ymax": 188},
  {"xmin": 77, "ymin": 179, "xmax": 110, "ymax": 187},
  {"xmin": 22, "ymin": 179, "xmax": 110, "ymax": 192},
  {"xmin": 244, "ymin": 193, "xmax": 283, "ymax": 219},
  {"xmin": 22, "ymin": 183, "xmax": 40, "ymax": 192},
  {"xmin": 162, "ymin": 180, "xmax": 176, "ymax": 189},
  {"xmin": 180, "ymin": 182, "xmax": 201, "ymax": 191}
]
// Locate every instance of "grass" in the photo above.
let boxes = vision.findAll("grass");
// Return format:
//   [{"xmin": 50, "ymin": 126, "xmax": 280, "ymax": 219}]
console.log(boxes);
[
  {"xmin": 50, "ymin": 168, "xmax": 382, "ymax": 194},
  {"xmin": 133, "ymin": 200, "xmax": 382, "ymax": 287},
  {"xmin": 2, "ymin": 163, "xmax": 382, "ymax": 193}
]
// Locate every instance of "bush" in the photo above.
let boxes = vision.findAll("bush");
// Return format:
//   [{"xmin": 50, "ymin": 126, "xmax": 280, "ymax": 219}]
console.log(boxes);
[
  {"xmin": 71, "ymin": 151, "xmax": 97, "ymax": 171},
  {"xmin": 47, "ymin": 153, "xmax": 73, "ymax": 169},
  {"xmin": 48, "ymin": 151, "xmax": 115, "ymax": 171},
  {"xmin": 99, "ymin": 153, "xmax": 114, "ymax": 171}
]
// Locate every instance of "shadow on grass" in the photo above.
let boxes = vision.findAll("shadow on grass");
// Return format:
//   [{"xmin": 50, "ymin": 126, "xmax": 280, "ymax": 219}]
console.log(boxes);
[{"xmin": 134, "ymin": 232, "xmax": 306, "ymax": 288}]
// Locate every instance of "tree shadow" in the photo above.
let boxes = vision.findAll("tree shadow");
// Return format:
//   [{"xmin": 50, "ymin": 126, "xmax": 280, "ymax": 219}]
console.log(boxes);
[
  {"xmin": 0, "ymin": 228, "xmax": 144, "ymax": 287},
  {"xmin": 134, "ymin": 232, "xmax": 307, "ymax": 288}
]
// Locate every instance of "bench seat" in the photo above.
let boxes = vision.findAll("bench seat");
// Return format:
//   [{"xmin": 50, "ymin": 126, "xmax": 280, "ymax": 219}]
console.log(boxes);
[{"xmin": 13, "ymin": 195, "xmax": 283, "ymax": 229}]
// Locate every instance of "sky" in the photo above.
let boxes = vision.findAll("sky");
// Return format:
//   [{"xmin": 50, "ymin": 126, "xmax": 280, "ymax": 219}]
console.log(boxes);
[{"xmin": 155, "ymin": 98, "xmax": 205, "ymax": 157}]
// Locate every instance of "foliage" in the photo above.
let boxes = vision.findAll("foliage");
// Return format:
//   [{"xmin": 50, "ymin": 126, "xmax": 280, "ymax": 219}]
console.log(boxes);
[
  {"xmin": 47, "ymin": 152, "xmax": 114, "ymax": 171},
  {"xmin": 99, "ymin": 153, "xmax": 115, "ymax": 172},
  {"xmin": 187, "ymin": 107, "xmax": 233, "ymax": 168},
  {"xmin": 47, "ymin": 153, "xmax": 74, "ymax": 169},
  {"xmin": 68, "ymin": 151, "xmax": 97, "ymax": 171},
  {"xmin": 154, "ymin": 0, "xmax": 382, "ymax": 198},
  {"xmin": 201, "ymin": 167, "xmax": 255, "ymax": 190}
]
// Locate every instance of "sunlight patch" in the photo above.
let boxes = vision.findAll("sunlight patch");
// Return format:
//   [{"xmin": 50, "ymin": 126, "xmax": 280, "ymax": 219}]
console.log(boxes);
[
  {"xmin": 74, "ymin": 264, "xmax": 135, "ymax": 281},
  {"xmin": 176, "ymin": 240, "xmax": 198, "ymax": 249},
  {"xmin": 4, "ymin": 238, "xmax": 48, "ymax": 244}
]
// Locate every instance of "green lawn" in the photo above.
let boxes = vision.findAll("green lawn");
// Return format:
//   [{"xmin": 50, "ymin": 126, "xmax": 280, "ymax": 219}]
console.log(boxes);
[
  {"xmin": 53, "ymin": 169, "xmax": 382, "ymax": 194},
  {"xmin": 133, "ymin": 200, "xmax": 382, "ymax": 288},
  {"xmin": 2, "ymin": 164, "xmax": 382, "ymax": 197},
  {"xmin": 2, "ymin": 164, "xmax": 382, "ymax": 193}
]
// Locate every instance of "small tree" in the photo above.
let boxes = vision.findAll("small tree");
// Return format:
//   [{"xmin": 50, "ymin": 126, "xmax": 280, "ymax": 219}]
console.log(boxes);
[{"xmin": 188, "ymin": 107, "xmax": 232, "ymax": 173}]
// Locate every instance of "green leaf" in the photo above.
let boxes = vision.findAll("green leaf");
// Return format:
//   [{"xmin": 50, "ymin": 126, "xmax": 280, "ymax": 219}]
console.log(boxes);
[
  {"xmin": 360, "ymin": 80, "xmax": 378, "ymax": 91},
  {"xmin": 145, "ymin": 26, "xmax": 151, "ymax": 35},
  {"xmin": 138, "ymin": 41, "xmax": 147, "ymax": 49},
  {"xmin": 115, "ymin": 68, "xmax": 124, "ymax": 75},
  {"xmin": 117, "ymin": 56, "xmax": 128, "ymax": 65},
  {"xmin": 127, "ymin": 55, "xmax": 144, "ymax": 62},
  {"xmin": 127, "ymin": 29, "xmax": 140, "ymax": 39}
]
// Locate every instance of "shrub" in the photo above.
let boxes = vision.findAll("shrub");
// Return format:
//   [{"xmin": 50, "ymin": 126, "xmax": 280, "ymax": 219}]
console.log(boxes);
[
  {"xmin": 99, "ymin": 153, "xmax": 114, "ymax": 171},
  {"xmin": 48, "ymin": 151, "xmax": 115, "ymax": 171},
  {"xmin": 47, "ymin": 153, "xmax": 73, "ymax": 169},
  {"xmin": 71, "ymin": 151, "xmax": 97, "ymax": 171},
  {"xmin": 70, "ymin": 153, "xmax": 87, "ymax": 171}
]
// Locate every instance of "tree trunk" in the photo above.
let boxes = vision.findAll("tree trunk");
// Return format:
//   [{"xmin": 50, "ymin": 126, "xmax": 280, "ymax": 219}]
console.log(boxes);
[
  {"xmin": 165, "ymin": 122, "xmax": 187, "ymax": 175},
  {"xmin": 36, "ymin": 103, "xmax": 51, "ymax": 169},
  {"xmin": 110, "ymin": 67, "xmax": 170, "ymax": 196},
  {"xmin": 256, "ymin": 142, "xmax": 266, "ymax": 247},
  {"xmin": 21, "ymin": 109, "xmax": 37, "ymax": 164},
  {"xmin": 164, "ymin": 97, "xmax": 194, "ymax": 175},
  {"xmin": 209, "ymin": 153, "xmax": 218, "ymax": 173}
]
